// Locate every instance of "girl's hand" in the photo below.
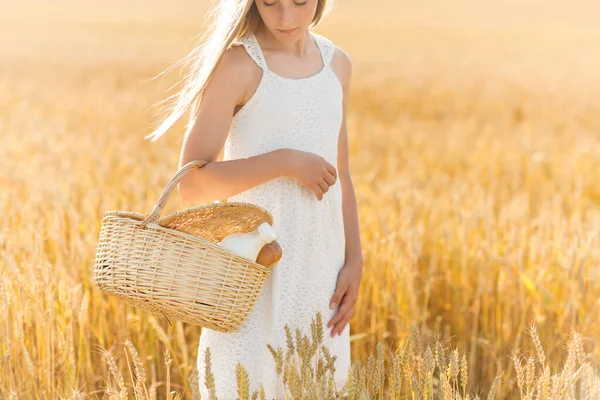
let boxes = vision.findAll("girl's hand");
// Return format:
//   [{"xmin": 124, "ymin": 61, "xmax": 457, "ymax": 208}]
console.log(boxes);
[
  {"xmin": 327, "ymin": 259, "xmax": 363, "ymax": 337},
  {"xmin": 284, "ymin": 149, "xmax": 337, "ymax": 201}
]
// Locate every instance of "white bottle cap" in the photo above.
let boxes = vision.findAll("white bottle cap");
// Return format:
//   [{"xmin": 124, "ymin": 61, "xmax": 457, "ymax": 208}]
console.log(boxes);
[{"xmin": 257, "ymin": 222, "xmax": 277, "ymax": 243}]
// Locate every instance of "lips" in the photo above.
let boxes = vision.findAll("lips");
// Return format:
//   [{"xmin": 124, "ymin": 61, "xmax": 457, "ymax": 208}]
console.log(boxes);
[{"xmin": 278, "ymin": 28, "xmax": 298, "ymax": 35}]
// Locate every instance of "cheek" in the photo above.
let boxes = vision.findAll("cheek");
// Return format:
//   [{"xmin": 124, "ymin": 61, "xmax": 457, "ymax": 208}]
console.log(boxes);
[
  {"xmin": 256, "ymin": 8, "xmax": 279, "ymax": 27},
  {"xmin": 258, "ymin": 11, "xmax": 273, "ymax": 25},
  {"xmin": 300, "ymin": 6, "xmax": 318, "ymax": 23}
]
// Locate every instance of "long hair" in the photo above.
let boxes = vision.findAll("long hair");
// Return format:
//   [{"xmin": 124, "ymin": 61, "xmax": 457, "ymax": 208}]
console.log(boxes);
[{"xmin": 144, "ymin": 0, "xmax": 333, "ymax": 142}]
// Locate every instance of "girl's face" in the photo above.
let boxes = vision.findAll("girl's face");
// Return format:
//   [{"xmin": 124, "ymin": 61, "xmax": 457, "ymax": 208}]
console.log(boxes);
[{"xmin": 254, "ymin": 0, "xmax": 319, "ymax": 40}]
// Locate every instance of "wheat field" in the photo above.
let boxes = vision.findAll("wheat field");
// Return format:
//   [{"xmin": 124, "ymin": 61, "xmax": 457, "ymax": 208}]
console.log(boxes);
[{"xmin": 1, "ymin": 0, "xmax": 600, "ymax": 398}]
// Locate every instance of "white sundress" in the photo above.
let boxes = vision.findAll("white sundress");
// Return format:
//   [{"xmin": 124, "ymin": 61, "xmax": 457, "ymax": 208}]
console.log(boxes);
[{"xmin": 197, "ymin": 29, "xmax": 350, "ymax": 399}]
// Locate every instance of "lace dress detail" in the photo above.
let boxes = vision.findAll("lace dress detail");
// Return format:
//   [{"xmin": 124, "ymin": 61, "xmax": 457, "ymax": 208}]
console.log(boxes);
[{"xmin": 197, "ymin": 30, "xmax": 350, "ymax": 399}]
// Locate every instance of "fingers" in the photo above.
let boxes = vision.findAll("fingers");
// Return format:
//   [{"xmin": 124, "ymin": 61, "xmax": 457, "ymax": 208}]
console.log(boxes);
[
  {"xmin": 326, "ymin": 161, "xmax": 338, "ymax": 181},
  {"xmin": 310, "ymin": 157, "xmax": 337, "ymax": 201},
  {"xmin": 329, "ymin": 286, "xmax": 346, "ymax": 310},
  {"xmin": 317, "ymin": 179, "xmax": 329, "ymax": 194},
  {"xmin": 324, "ymin": 171, "xmax": 336, "ymax": 187},
  {"xmin": 328, "ymin": 300, "xmax": 354, "ymax": 337},
  {"xmin": 331, "ymin": 312, "xmax": 353, "ymax": 337},
  {"xmin": 313, "ymin": 183, "xmax": 324, "ymax": 200},
  {"xmin": 327, "ymin": 295, "xmax": 356, "ymax": 337},
  {"xmin": 314, "ymin": 177, "xmax": 334, "ymax": 201},
  {"xmin": 328, "ymin": 295, "xmax": 352, "ymax": 326}
]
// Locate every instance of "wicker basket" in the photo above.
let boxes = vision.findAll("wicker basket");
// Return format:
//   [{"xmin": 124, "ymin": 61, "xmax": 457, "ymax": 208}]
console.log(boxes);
[{"xmin": 93, "ymin": 160, "xmax": 275, "ymax": 332}]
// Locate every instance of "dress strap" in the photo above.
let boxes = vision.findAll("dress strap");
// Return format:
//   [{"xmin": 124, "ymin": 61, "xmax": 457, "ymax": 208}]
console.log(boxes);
[
  {"xmin": 232, "ymin": 32, "xmax": 269, "ymax": 70},
  {"xmin": 312, "ymin": 33, "xmax": 335, "ymax": 66},
  {"xmin": 234, "ymin": 31, "xmax": 335, "ymax": 72}
]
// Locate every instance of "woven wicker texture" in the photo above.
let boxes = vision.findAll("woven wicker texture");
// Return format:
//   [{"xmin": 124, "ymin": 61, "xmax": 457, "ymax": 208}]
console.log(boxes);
[
  {"xmin": 158, "ymin": 201, "xmax": 273, "ymax": 242},
  {"xmin": 93, "ymin": 160, "xmax": 276, "ymax": 332}
]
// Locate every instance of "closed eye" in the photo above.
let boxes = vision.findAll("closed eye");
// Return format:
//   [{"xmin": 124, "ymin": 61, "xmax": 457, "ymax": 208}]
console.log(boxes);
[{"xmin": 263, "ymin": 1, "xmax": 308, "ymax": 6}]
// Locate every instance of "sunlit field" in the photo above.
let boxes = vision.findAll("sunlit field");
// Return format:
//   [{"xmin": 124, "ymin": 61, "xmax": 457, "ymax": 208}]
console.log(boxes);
[{"xmin": 2, "ymin": 0, "xmax": 600, "ymax": 398}]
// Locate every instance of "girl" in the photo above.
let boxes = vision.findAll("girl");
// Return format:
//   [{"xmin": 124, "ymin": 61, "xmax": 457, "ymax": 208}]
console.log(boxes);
[{"xmin": 145, "ymin": 0, "xmax": 363, "ymax": 397}]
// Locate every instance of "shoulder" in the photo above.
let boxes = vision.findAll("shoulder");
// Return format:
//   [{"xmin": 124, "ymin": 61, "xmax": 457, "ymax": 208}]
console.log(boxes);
[
  {"xmin": 207, "ymin": 40, "xmax": 262, "ymax": 104},
  {"xmin": 314, "ymin": 33, "xmax": 351, "ymax": 78},
  {"xmin": 332, "ymin": 45, "xmax": 352, "ymax": 74},
  {"xmin": 313, "ymin": 32, "xmax": 352, "ymax": 82},
  {"xmin": 219, "ymin": 40, "xmax": 262, "ymax": 78},
  {"xmin": 329, "ymin": 42, "xmax": 353, "ymax": 89}
]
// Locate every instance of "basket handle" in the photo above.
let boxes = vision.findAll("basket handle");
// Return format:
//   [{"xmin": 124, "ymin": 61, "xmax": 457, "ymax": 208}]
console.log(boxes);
[{"xmin": 140, "ymin": 160, "xmax": 209, "ymax": 229}]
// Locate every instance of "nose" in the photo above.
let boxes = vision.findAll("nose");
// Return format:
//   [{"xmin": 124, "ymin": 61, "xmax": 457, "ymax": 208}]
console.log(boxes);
[{"xmin": 280, "ymin": 5, "xmax": 294, "ymax": 25}]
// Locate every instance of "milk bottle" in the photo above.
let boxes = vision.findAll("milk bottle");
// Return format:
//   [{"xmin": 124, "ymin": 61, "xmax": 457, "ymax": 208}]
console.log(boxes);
[{"xmin": 218, "ymin": 222, "xmax": 277, "ymax": 263}]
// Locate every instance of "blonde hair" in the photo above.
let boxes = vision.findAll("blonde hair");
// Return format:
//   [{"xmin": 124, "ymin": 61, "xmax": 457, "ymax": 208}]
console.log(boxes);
[{"xmin": 145, "ymin": 0, "xmax": 333, "ymax": 142}]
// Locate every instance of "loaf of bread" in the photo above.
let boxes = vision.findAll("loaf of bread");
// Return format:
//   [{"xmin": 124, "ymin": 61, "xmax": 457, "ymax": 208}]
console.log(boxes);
[{"xmin": 256, "ymin": 240, "xmax": 282, "ymax": 268}]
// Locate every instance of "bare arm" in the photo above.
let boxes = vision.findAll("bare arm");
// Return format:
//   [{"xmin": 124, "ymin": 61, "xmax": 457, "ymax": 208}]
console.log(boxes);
[
  {"xmin": 333, "ymin": 46, "xmax": 363, "ymax": 267},
  {"xmin": 177, "ymin": 45, "xmax": 291, "ymax": 203},
  {"xmin": 180, "ymin": 150, "xmax": 292, "ymax": 202}
]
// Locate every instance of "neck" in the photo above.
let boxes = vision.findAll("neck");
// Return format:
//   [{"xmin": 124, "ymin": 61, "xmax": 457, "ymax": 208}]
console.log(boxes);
[{"xmin": 255, "ymin": 25, "xmax": 312, "ymax": 57}]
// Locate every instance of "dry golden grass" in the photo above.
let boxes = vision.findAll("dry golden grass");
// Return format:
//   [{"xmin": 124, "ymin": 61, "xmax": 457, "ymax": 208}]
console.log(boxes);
[
  {"xmin": 1, "ymin": 0, "xmax": 600, "ymax": 398},
  {"xmin": 94, "ymin": 312, "xmax": 600, "ymax": 399}
]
